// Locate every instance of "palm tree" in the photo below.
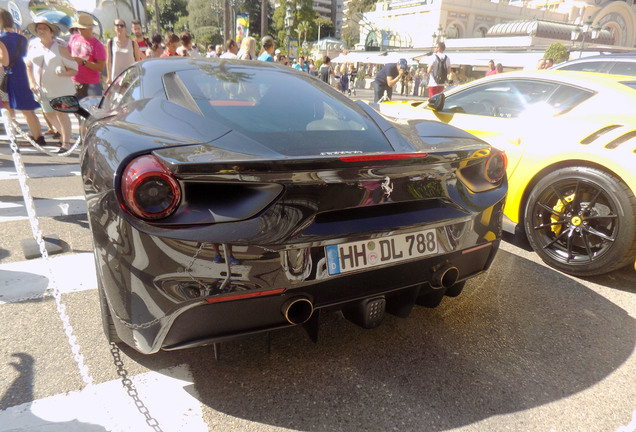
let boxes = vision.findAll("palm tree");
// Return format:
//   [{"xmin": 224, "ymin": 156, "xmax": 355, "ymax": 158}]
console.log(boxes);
[{"xmin": 261, "ymin": 0, "xmax": 267, "ymax": 37}]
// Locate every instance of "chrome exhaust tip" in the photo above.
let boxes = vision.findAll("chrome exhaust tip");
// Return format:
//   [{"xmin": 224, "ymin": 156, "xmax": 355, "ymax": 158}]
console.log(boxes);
[
  {"xmin": 432, "ymin": 265, "xmax": 459, "ymax": 289},
  {"xmin": 282, "ymin": 297, "xmax": 314, "ymax": 325}
]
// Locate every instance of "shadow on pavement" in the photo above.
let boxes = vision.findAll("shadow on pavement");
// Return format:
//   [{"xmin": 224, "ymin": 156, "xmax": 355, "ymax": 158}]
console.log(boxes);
[
  {"xmin": 125, "ymin": 248, "xmax": 635, "ymax": 431},
  {"xmin": 502, "ymin": 231, "xmax": 636, "ymax": 293},
  {"xmin": 0, "ymin": 353, "xmax": 106, "ymax": 431}
]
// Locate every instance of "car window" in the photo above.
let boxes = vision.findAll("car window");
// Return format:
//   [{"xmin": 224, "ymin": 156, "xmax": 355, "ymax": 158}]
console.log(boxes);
[
  {"xmin": 443, "ymin": 79, "xmax": 558, "ymax": 118},
  {"xmin": 545, "ymin": 84, "xmax": 594, "ymax": 114},
  {"xmin": 608, "ymin": 61, "xmax": 636, "ymax": 77},
  {"xmin": 557, "ymin": 61, "xmax": 607, "ymax": 73},
  {"xmin": 171, "ymin": 65, "xmax": 393, "ymax": 156},
  {"xmin": 101, "ymin": 67, "xmax": 141, "ymax": 111}
]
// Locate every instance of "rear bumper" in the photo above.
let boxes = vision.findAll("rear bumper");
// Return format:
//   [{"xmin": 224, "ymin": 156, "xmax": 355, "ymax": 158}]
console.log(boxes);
[
  {"xmin": 161, "ymin": 240, "xmax": 498, "ymax": 352},
  {"xmin": 97, "ymin": 198, "xmax": 505, "ymax": 354}
]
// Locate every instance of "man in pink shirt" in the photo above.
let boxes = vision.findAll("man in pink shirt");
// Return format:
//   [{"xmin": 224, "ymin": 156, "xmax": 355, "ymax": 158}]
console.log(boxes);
[{"xmin": 68, "ymin": 13, "xmax": 105, "ymax": 99}]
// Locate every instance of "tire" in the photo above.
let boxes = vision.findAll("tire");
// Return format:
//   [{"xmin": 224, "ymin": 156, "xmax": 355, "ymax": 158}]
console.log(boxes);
[
  {"xmin": 97, "ymin": 278, "xmax": 122, "ymax": 343},
  {"xmin": 524, "ymin": 166, "xmax": 636, "ymax": 276}
]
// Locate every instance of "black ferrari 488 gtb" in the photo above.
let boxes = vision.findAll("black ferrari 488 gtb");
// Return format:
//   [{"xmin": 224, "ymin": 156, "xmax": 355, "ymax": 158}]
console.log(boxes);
[{"xmin": 53, "ymin": 58, "xmax": 507, "ymax": 355}]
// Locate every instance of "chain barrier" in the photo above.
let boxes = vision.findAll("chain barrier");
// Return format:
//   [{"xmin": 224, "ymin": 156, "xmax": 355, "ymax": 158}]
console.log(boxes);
[
  {"xmin": 3, "ymin": 109, "xmax": 163, "ymax": 431},
  {"xmin": 9, "ymin": 116, "xmax": 81, "ymax": 157},
  {"xmin": 3, "ymin": 108, "xmax": 93, "ymax": 385},
  {"xmin": 110, "ymin": 343, "xmax": 164, "ymax": 432}
]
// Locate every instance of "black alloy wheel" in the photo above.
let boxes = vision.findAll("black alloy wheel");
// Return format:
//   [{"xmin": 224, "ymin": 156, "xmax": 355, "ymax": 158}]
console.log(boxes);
[{"xmin": 524, "ymin": 167, "xmax": 636, "ymax": 276}]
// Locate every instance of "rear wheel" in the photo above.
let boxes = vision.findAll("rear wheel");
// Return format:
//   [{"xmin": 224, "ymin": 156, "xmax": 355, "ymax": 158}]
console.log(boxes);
[
  {"xmin": 97, "ymin": 278, "xmax": 122, "ymax": 343},
  {"xmin": 524, "ymin": 167, "xmax": 636, "ymax": 276}
]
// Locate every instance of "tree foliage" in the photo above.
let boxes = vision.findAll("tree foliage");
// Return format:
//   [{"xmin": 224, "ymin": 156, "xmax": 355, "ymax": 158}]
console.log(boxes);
[
  {"xmin": 272, "ymin": 0, "xmax": 316, "ymax": 55},
  {"xmin": 544, "ymin": 43, "xmax": 569, "ymax": 64},
  {"xmin": 346, "ymin": 0, "xmax": 376, "ymax": 16},
  {"xmin": 187, "ymin": 0, "xmax": 217, "ymax": 30},
  {"xmin": 192, "ymin": 26, "xmax": 224, "ymax": 47},
  {"xmin": 147, "ymin": 0, "xmax": 188, "ymax": 33},
  {"xmin": 341, "ymin": 25, "xmax": 359, "ymax": 50},
  {"xmin": 314, "ymin": 16, "xmax": 334, "ymax": 39}
]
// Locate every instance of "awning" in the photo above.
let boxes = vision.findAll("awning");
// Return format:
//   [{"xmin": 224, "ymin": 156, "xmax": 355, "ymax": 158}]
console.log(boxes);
[
  {"xmin": 332, "ymin": 51, "xmax": 428, "ymax": 65},
  {"xmin": 415, "ymin": 51, "xmax": 546, "ymax": 70},
  {"xmin": 331, "ymin": 52, "xmax": 376, "ymax": 64}
]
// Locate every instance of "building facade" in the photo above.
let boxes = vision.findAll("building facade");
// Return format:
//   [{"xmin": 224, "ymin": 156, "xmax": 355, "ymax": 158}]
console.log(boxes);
[{"xmin": 355, "ymin": 0, "xmax": 636, "ymax": 49}]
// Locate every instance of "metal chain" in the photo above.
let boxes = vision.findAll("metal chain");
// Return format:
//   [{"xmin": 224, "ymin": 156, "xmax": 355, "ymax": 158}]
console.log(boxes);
[
  {"xmin": 10, "ymin": 117, "xmax": 81, "ymax": 157},
  {"xmin": 110, "ymin": 343, "xmax": 164, "ymax": 432},
  {"xmin": 110, "ymin": 309, "xmax": 165, "ymax": 330},
  {"xmin": 4, "ymin": 109, "xmax": 163, "ymax": 431},
  {"xmin": 3, "ymin": 109, "xmax": 93, "ymax": 385}
]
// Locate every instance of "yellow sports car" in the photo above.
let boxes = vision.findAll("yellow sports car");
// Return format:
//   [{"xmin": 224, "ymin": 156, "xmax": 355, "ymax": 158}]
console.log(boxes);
[{"xmin": 377, "ymin": 70, "xmax": 636, "ymax": 276}]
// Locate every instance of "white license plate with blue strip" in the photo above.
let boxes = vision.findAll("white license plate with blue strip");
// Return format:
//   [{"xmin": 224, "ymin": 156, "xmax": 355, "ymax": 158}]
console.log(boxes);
[{"xmin": 325, "ymin": 229, "xmax": 438, "ymax": 276}]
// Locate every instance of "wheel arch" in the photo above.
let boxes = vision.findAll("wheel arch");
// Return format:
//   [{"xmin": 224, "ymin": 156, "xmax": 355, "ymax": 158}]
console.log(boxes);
[{"xmin": 515, "ymin": 159, "xmax": 630, "ymax": 227}]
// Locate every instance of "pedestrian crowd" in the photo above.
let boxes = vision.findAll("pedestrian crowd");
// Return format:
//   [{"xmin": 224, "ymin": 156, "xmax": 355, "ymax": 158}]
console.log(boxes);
[
  {"xmin": 0, "ymin": 9, "xmax": 315, "ymax": 151},
  {"xmin": 0, "ymin": 9, "xmax": 519, "ymax": 149}
]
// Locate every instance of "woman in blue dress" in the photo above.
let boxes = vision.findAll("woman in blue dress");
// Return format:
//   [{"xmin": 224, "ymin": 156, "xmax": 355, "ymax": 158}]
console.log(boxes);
[{"xmin": 0, "ymin": 9, "xmax": 46, "ymax": 146}]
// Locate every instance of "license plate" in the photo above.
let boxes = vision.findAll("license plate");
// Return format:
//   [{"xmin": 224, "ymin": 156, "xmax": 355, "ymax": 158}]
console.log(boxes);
[{"xmin": 325, "ymin": 229, "xmax": 438, "ymax": 276}]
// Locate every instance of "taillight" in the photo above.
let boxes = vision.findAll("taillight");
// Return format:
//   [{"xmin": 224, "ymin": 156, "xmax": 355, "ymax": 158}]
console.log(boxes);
[
  {"xmin": 456, "ymin": 148, "xmax": 507, "ymax": 193},
  {"xmin": 485, "ymin": 149, "xmax": 507, "ymax": 184},
  {"xmin": 121, "ymin": 155, "xmax": 181, "ymax": 220}
]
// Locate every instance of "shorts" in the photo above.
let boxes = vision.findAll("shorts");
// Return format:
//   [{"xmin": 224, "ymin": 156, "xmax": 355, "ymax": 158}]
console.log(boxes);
[{"xmin": 428, "ymin": 85, "xmax": 444, "ymax": 98}]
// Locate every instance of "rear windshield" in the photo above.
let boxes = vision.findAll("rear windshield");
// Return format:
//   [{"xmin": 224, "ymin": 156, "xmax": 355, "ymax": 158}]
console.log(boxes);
[{"xmin": 172, "ymin": 64, "xmax": 393, "ymax": 156}]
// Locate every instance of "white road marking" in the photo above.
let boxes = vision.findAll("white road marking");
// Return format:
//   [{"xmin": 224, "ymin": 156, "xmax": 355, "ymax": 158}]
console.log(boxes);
[
  {"xmin": 0, "ymin": 163, "xmax": 81, "ymax": 180},
  {"xmin": 0, "ymin": 365, "xmax": 208, "ymax": 431},
  {"xmin": 0, "ymin": 253, "xmax": 97, "ymax": 304},
  {"xmin": 0, "ymin": 195, "xmax": 86, "ymax": 222}
]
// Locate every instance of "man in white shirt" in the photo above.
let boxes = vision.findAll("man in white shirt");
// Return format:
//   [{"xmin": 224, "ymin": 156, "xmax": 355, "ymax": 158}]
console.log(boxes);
[
  {"xmin": 427, "ymin": 42, "xmax": 451, "ymax": 97},
  {"xmin": 220, "ymin": 39, "xmax": 238, "ymax": 59}
]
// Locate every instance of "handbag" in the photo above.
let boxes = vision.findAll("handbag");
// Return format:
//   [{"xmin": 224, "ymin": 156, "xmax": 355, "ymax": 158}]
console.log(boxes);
[{"xmin": 0, "ymin": 35, "xmax": 24, "ymax": 96}]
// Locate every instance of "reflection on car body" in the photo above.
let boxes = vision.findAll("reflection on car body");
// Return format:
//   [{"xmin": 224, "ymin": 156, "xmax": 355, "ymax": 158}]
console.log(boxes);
[{"xmin": 53, "ymin": 57, "xmax": 507, "ymax": 355}]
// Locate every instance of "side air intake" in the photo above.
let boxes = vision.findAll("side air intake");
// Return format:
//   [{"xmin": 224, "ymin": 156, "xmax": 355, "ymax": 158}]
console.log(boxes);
[{"xmin": 580, "ymin": 125, "xmax": 622, "ymax": 145}]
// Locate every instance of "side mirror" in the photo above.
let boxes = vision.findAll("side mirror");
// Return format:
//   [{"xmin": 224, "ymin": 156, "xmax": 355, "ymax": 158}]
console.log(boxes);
[
  {"xmin": 50, "ymin": 95, "xmax": 79, "ymax": 112},
  {"xmin": 427, "ymin": 93, "xmax": 445, "ymax": 111},
  {"xmin": 50, "ymin": 95, "xmax": 90, "ymax": 118}
]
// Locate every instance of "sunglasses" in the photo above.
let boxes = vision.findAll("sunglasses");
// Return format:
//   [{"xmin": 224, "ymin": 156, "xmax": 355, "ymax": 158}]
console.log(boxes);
[{"xmin": 115, "ymin": 23, "xmax": 126, "ymax": 28}]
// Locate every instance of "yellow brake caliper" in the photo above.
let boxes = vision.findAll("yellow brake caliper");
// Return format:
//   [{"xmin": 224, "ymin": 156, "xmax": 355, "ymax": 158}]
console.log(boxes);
[{"xmin": 551, "ymin": 193, "xmax": 576, "ymax": 235}]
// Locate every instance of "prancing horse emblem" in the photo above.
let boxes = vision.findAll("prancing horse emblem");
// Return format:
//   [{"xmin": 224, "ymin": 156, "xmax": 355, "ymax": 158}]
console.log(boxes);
[{"xmin": 381, "ymin": 176, "xmax": 393, "ymax": 199}]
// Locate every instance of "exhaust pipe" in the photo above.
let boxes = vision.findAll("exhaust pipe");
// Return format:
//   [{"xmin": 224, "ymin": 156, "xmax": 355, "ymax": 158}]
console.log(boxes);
[
  {"xmin": 432, "ymin": 265, "xmax": 459, "ymax": 289},
  {"xmin": 282, "ymin": 297, "xmax": 314, "ymax": 325}
]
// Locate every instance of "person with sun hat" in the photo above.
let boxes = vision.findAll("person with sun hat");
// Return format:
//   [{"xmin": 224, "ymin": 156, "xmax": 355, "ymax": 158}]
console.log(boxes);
[{"xmin": 67, "ymin": 13, "xmax": 105, "ymax": 99}]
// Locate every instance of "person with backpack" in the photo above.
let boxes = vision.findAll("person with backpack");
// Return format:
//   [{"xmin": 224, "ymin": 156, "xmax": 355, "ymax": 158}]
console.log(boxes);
[
  {"xmin": 427, "ymin": 41, "xmax": 450, "ymax": 97},
  {"xmin": 373, "ymin": 58, "xmax": 407, "ymax": 103}
]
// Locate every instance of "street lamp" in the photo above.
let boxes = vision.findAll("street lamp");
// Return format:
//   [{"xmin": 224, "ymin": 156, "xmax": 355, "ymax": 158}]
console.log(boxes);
[
  {"xmin": 571, "ymin": 16, "xmax": 601, "ymax": 58},
  {"xmin": 432, "ymin": 24, "xmax": 446, "ymax": 47},
  {"xmin": 285, "ymin": 3, "xmax": 294, "ymax": 58}
]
